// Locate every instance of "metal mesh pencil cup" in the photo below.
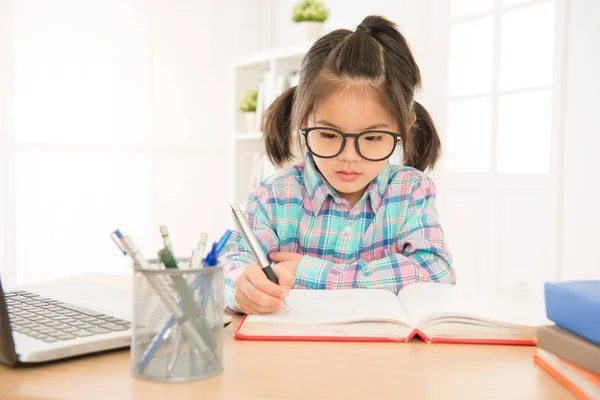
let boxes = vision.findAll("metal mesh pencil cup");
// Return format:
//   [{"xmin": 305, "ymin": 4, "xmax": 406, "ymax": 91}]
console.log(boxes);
[{"xmin": 131, "ymin": 259, "xmax": 224, "ymax": 382}]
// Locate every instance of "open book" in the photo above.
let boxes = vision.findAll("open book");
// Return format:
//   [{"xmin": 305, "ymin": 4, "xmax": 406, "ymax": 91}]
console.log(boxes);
[{"xmin": 234, "ymin": 282, "xmax": 549, "ymax": 345}]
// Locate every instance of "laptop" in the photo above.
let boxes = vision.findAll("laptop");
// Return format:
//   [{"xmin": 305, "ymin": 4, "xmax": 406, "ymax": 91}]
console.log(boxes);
[{"xmin": 0, "ymin": 273, "xmax": 133, "ymax": 366}]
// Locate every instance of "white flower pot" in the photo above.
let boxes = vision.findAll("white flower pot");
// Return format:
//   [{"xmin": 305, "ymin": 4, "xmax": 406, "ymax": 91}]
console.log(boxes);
[
  {"xmin": 296, "ymin": 21, "xmax": 325, "ymax": 43},
  {"xmin": 243, "ymin": 112, "xmax": 256, "ymax": 132}
]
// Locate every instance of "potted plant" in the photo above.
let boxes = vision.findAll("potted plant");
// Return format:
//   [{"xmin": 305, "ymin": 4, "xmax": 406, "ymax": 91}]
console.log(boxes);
[
  {"xmin": 292, "ymin": 0, "xmax": 329, "ymax": 42},
  {"xmin": 239, "ymin": 89, "xmax": 258, "ymax": 132}
]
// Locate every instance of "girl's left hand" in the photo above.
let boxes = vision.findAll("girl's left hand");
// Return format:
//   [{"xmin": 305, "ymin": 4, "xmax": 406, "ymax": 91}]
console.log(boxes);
[{"xmin": 269, "ymin": 251, "xmax": 303, "ymax": 277}]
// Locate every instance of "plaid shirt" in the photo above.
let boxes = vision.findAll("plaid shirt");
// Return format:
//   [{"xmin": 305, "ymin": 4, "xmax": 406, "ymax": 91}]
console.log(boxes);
[{"xmin": 221, "ymin": 154, "xmax": 456, "ymax": 311}]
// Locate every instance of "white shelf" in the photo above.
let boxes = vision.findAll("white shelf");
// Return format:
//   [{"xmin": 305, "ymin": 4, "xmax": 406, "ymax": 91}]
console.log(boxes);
[
  {"xmin": 234, "ymin": 132, "xmax": 262, "ymax": 140},
  {"xmin": 231, "ymin": 43, "xmax": 311, "ymax": 68},
  {"xmin": 230, "ymin": 44, "xmax": 309, "ymax": 207}
]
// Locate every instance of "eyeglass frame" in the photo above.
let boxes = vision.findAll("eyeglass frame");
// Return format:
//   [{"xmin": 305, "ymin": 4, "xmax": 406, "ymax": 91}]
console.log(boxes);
[{"xmin": 299, "ymin": 127, "xmax": 402, "ymax": 162}]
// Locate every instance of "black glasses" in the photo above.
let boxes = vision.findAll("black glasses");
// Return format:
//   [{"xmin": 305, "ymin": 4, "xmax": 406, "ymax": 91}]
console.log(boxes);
[{"xmin": 300, "ymin": 127, "xmax": 401, "ymax": 162}]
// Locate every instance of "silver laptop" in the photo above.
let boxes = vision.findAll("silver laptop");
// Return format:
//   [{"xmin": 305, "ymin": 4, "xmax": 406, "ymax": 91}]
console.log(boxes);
[{"xmin": 0, "ymin": 274, "xmax": 133, "ymax": 366}]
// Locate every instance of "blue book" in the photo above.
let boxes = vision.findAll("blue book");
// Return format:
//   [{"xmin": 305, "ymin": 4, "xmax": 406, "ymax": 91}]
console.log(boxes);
[{"xmin": 544, "ymin": 280, "xmax": 600, "ymax": 346}]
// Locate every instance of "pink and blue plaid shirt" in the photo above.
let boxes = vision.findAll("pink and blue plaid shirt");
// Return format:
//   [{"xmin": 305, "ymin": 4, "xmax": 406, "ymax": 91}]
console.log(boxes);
[{"xmin": 221, "ymin": 154, "xmax": 456, "ymax": 311}]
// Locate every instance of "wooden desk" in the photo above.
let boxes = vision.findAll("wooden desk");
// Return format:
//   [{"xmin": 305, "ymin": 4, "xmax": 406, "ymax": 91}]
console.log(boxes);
[{"xmin": 0, "ymin": 315, "xmax": 573, "ymax": 400}]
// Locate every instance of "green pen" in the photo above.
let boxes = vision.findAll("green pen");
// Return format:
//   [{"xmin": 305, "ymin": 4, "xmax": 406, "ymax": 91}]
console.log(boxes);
[
  {"xmin": 158, "ymin": 226, "xmax": 216, "ymax": 361},
  {"xmin": 158, "ymin": 225, "xmax": 179, "ymax": 268},
  {"xmin": 159, "ymin": 246, "xmax": 178, "ymax": 270},
  {"xmin": 160, "ymin": 225, "xmax": 173, "ymax": 251}
]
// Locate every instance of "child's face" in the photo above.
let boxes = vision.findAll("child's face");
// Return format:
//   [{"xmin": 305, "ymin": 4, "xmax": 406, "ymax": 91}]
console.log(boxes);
[{"xmin": 306, "ymin": 88, "xmax": 399, "ymax": 206}]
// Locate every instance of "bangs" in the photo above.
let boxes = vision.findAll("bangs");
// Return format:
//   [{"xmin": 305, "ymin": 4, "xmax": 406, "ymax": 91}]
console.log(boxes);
[{"xmin": 293, "ymin": 71, "xmax": 403, "ymax": 132}]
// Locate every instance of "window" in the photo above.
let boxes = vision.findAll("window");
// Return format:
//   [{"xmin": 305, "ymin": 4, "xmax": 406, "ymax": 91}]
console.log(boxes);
[
  {"xmin": 5, "ymin": 2, "xmax": 154, "ymax": 285},
  {"xmin": 446, "ymin": 0, "xmax": 557, "ymax": 174}
]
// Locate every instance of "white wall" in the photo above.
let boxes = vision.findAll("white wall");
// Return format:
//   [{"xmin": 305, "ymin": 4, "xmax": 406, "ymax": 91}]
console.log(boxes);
[
  {"xmin": 249, "ymin": 0, "xmax": 600, "ymax": 286},
  {"xmin": 0, "ymin": 0, "xmax": 261, "ymax": 286},
  {"xmin": 148, "ymin": 0, "xmax": 260, "ymax": 253},
  {"xmin": 559, "ymin": 0, "xmax": 600, "ymax": 279},
  {"xmin": 257, "ymin": 0, "xmax": 430, "ymax": 63},
  {"xmin": 0, "ymin": 0, "xmax": 12, "ymax": 284},
  {"xmin": 3, "ymin": 0, "xmax": 598, "ymax": 285},
  {"xmin": 255, "ymin": 0, "xmax": 435, "ymax": 116},
  {"xmin": 114, "ymin": 0, "xmax": 600, "ymax": 284}
]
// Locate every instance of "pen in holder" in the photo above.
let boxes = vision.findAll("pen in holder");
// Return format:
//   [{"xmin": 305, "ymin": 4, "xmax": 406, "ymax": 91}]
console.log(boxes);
[{"xmin": 131, "ymin": 258, "xmax": 224, "ymax": 382}]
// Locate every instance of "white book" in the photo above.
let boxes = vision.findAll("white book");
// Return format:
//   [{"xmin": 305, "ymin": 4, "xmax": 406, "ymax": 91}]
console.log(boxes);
[{"xmin": 235, "ymin": 282, "xmax": 549, "ymax": 344}]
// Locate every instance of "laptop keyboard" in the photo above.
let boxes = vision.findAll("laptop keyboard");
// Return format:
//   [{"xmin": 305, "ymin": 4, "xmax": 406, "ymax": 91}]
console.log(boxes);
[{"xmin": 5, "ymin": 290, "xmax": 130, "ymax": 343}]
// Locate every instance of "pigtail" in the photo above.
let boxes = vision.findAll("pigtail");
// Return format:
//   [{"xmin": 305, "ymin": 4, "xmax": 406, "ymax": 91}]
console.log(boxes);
[
  {"xmin": 404, "ymin": 101, "xmax": 441, "ymax": 172},
  {"xmin": 263, "ymin": 86, "xmax": 297, "ymax": 167}
]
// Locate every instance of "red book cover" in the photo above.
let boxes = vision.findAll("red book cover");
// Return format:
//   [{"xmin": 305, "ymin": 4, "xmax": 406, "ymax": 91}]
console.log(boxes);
[
  {"xmin": 233, "ymin": 316, "xmax": 536, "ymax": 345},
  {"xmin": 534, "ymin": 354, "xmax": 598, "ymax": 400}
]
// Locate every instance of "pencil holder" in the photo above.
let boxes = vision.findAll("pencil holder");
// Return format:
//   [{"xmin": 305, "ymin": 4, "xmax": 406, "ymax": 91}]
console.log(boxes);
[{"xmin": 130, "ymin": 259, "xmax": 224, "ymax": 382}]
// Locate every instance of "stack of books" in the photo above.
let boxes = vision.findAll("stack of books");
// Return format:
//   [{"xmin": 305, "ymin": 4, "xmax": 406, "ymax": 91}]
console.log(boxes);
[{"xmin": 534, "ymin": 280, "xmax": 600, "ymax": 399}]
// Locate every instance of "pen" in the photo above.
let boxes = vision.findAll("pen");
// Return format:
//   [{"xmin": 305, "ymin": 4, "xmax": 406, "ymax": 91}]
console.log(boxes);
[
  {"xmin": 203, "ymin": 243, "xmax": 218, "ymax": 267},
  {"xmin": 201, "ymin": 230, "xmax": 231, "ymax": 316},
  {"xmin": 166, "ymin": 324, "xmax": 182, "ymax": 376},
  {"xmin": 204, "ymin": 229, "xmax": 232, "ymax": 267},
  {"xmin": 157, "ymin": 227, "xmax": 216, "ymax": 362},
  {"xmin": 114, "ymin": 233, "xmax": 216, "ymax": 369},
  {"xmin": 159, "ymin": 225, "xmax": 173, "ymax": 251},
  {"xmin": 159, "ymin": 247, "xmax": 178, "ymax": 269},
  {"xmin": 158, "ymin": 227, "xmax": 198, "ymax": 375},
  {"xmin": 189, "ymin": 233, "xmax": 208, "ymax": 269},
  {"xmin": 132, "ymin": 229, "xmax": 232, "ymax": 372},
  {"xmin": 159, "ymin": 244, "xmax": 208, "ymax": 340},
  {"xmin": 230, "ymin": 203, "xmax": 289, "ymax": 311},
  {"xmin": 111, "ymin": 230, "xmax": 127, "ymax": 255}
]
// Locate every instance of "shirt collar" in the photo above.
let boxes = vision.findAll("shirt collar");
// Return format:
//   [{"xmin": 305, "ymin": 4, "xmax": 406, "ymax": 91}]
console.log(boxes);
[
  {"xmin": 365, "ymin": 162, "xmax": 391, "ymax": 212},
  {"xmin": 303, "ymin": 153, "xmax": 392, "ymax": 214},
  {"xmin": 303, "ymin": 154, "xmax": 339, "ymax": 214}
]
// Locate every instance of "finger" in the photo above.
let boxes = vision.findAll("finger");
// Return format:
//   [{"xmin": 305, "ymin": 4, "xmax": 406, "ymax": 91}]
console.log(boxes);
[
  {"xmin": 234, "ymin": 276, "xmax": 256, "ymax": 314},
  {"xmin": 245, "ymin": 263, "xmax": 288, "ymax": 299},
  {"xmin": 273, "ymin": 264, "xmax": 294, "ymax": 291},
  {"xmin": 234, "ymin": 273, "xmax": 265, "ymax": 314},
  {"xmin": 234, "ymin": 275, "xmax": 278, "ymax": 314},
  {"xmin": 273, "ymin": 263, "xmax": 295, "ymax": 291},
  {"xmin": 236, "ymin": 290, "xmax": 283, "ymax": 314},
  {"xmin": 240, "ymin": 274, "xmax": 283, "ymax": 312},
  {"xmin": 235, "ymin": 295, "xmax": 256, "ymax": 315},
  {"xmin": 269, "ymin": 252, "xmax": 294, "ymax": 262}
]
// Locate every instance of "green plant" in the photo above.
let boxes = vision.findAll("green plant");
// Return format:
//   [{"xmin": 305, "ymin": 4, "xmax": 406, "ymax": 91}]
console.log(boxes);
[
  {"xmin": 292, "ymin": 0, "xmax": 329, "ymax": 23},
  {"xmin": 239, "ymin": 90, "xmax": 258, "ymax": 113}
]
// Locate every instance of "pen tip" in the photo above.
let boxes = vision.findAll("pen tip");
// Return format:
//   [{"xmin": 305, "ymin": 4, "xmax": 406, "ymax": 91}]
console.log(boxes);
[{"xmin": 159, "ymin": 225, "xmax": 168, "ymax": 236}]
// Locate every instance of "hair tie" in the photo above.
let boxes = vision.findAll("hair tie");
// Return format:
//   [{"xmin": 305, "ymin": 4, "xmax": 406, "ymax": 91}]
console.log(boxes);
[{"xmin": 357, "ymin": 23, "xmax": 368, "ymax": 32}]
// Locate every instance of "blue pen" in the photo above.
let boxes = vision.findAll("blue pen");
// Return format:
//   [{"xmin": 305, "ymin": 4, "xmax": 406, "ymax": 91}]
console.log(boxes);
[
  {"xmin": 136, "ymin": 229, "xmax": 232, "ymax": 372},
  {"xmin": 111, "ymin": 230, "xmax": 127, "ymax": 255},
  {"xmin": 199, "ymin": 230, "xmax": 230, "ymax": 311},
  {"xmin": 109, "ymin": 229, "xmax": 216, "ymax": 369},
  {"xmin": 203, "ymin": 243, "xmax": 218, "ymax": 267},
  {"xmin": 204, "ymin": 228, "xmax": 230, "ymax": 267}
]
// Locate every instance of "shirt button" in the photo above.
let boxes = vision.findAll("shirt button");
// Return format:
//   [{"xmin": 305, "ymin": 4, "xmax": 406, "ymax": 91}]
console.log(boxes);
[{"xmin": 344, "ymin": 226, "xmax": 353, "ymax": 234}]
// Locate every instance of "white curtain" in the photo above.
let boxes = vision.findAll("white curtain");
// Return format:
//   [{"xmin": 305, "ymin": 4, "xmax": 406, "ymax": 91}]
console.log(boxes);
[
  {"xmin": 425, "ymin": 0, "xmax": 565, "ymax": 296},
  {"xmin": 0, "ymin": 0, "xmax": 257, "ymax": 287},
  {"xmin": 427, "ymin": 0, "xmax": 600, "ymax": 294}
]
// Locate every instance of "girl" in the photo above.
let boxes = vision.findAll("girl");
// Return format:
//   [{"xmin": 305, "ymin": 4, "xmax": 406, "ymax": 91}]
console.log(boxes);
[{"xmin": 221, "ymin": 15, "xmax": 456, "ymax": 314}]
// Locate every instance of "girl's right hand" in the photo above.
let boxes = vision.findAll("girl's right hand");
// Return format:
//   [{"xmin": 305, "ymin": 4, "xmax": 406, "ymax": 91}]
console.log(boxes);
[{"xmin": 234, "ymin": 262, "xmax": 294, "ymax": 314}]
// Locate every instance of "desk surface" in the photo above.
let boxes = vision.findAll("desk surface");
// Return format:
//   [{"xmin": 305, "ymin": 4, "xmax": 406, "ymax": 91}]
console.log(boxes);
[{"xmin": 0, "ymin": 315, "xmax": 573, "ymax": 400}]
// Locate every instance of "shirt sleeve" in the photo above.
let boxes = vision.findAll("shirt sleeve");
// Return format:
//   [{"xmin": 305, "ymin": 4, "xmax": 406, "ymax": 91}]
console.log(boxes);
[
  {"xmin": 219, "ymin": 185, "xmax": 280, "ymax": 312},
  {"xmin": 293, "ymin": 176, "xmax": 456, "ymax": 294}
]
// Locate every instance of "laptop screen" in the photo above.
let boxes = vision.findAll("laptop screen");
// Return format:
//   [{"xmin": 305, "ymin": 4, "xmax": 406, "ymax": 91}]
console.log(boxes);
[{"xmin": 0, "ymin": 276, "xmax": 18, "ymax": 366}]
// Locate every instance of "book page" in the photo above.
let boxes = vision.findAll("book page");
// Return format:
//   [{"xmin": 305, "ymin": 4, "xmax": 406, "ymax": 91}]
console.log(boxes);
[
  {"xmin": 246, "ymin": 288, "xmax": 412, "ymax": 326},
  {"xmin": 397, "ymin": 282, "xmax": 550, "ymax": 327}
]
